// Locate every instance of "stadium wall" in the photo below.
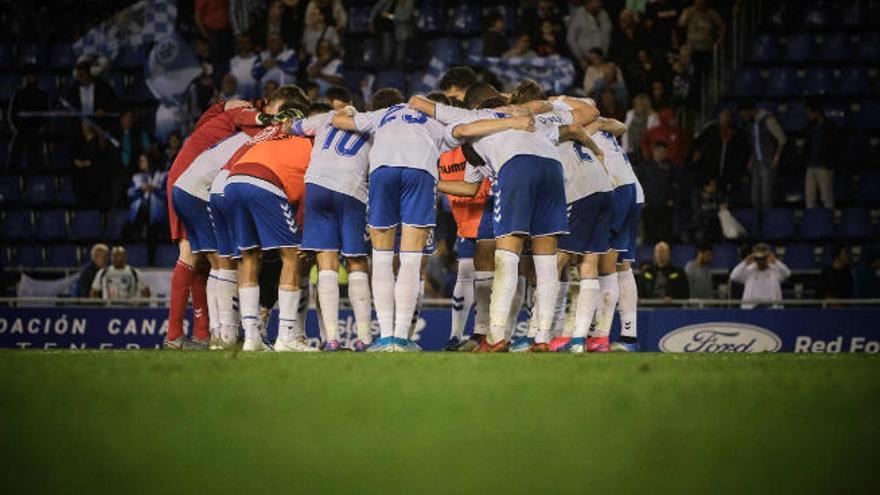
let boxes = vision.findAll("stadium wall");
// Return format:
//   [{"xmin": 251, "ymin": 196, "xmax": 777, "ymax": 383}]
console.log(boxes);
[{"xmin": 1, "ymin": 307, "xmax": 878, "ymax": 353}]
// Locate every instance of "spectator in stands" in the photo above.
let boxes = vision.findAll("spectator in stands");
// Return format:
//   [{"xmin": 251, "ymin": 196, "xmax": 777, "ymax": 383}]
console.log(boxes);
[
  {"xmin": 520, "ymin": 0, "xmax": 560, "ymax": 44},
  {"xmin": 670, "ymin": 48, "xmax": 695, "ymax": 107},
  {"xmin": 639, "ymin": 241, "xmax": 690, "ymax": 301},
  {"xmin": 306, "ymin": 0, "xmax": 347, "ymax": 34},
  {"xmin": 626, "ymin": 49, "xmax": 664, "ymax": 96},
  {"xmin": 73, "ymin": 244, "xmax": 109, "ymax": 298},
  {"xmin": 649, "ymin": 79, "xmax": 674, "ymax": 112},
  {"xmin": 262, "ymin": 79, "xmax": 280, "ymax": 99},
  {"xmin": 253, "ymin": 33, "xmax": 298, "ymax": 87},
  {"xmin": 582, "ymin": 48, "xmax": 610, "ymax": 97},
  {"xmin": 163, "ymin": 132, "xmax": 182, "ymax": 170},
  {"xmin": 687, "ymin": 176, "xmax": 724, "ymax": 243},
  {"xmin": 627, "ymin": 0, "xmax": 649, "ymax": 18},
  {"xmin": 230, "ymin": 0, "xmax": 265, "ymax": 37},
  {"xmin": 817, "ymin": 245, "xmax": 853, "ymax": 300},
  {"xmin": 65, "ymin": 60, "xmax": 118, "ymax": 117},
  {"xmin": 229, "ymin": 34, "xmax": 260, "ymax": 100},
  {"xmin": 590, "ymin": 62, "xmax": 629, "ymax": 106},
  {"xmin": 482, "ymin": 12, "xmax": 509, "ymax": 57},
  {"xmin": 195, "ymin": 0, "xmax": 234, "ymax": 83},
  {"xmin": 72, "ymin": 120, "xmax": 113, "ymax": 209},
  {"xmin": 691, "ymin": 108, "xmax": 749, "ymax": 201},
  {"xmin": 610, "ymin": 8, "xmax": 647, "ymax": 66},
  {"xmin": 623, "ymin": 93, "xmax": 658, "ymax": 159},
  {"xmin": 740, "ymin": 101, "xmax": 787, "ymax": 211},
  {"xmin": 115, "ymin": 110, "xmax": 151, "ymax": 173},
  {"xmin": 267, "ymin": 0, "xmax": 307, "ymax": 50},
  {"xmin": 597, "ymin": 88, "xmax": 627, "ymax": 122},
  {"xmin": 218, "ymin": 73, "xmax": 241, "ymax": 100},
  {"xmin": 302, "ymin": 7, "xmax": 340, "ymax": 60},
  {"xmin": 7, "ymin": 65, "xmax": 49, "ymax": 170},
  {"xmin": 638, "ymin": 141, "xmax": 678, "ymax": 242},
  {"xmin": 730, "ymin": 243, "xmax": 790, "ymax": 309},
  {"xmin": 300, "ymin": 80, "xmax": 320, "ymax": 102},
  {"xmin": 677, "ymin": 0, "xmax": 725, "ymax": 72},
  {"xmin": 307, "ymin": 39, "xmax": 345, "ymax": 96},
  {"xmin": 126, "ymin": 152, "xmax": 167, "ymax": 243},
  {"xmin": 853, "ymin": 249, "xmax": 880, "ymax": 298},
  {"xmin": 644, "ymin": 0, "xmax": 683, "ymax": 53},
  {"xmin": 642, "ymin": 108, "xmax": 688, "ymax": 166},
  {"xmin": 183, "ymin": 38, "xmax": 218, "ymax": 130},
  {"xmin": 685, "ymin": 242, "xmax": 714, "ymax": 299},
  {"xmin": 804, "ymin": 100, "xmax": 837, "ymax": 209},
  {"xmin": 534, "ymin": 19, "xmax": 565, "ymax": 57},
  {"xmin": 91, "ymin": 246, "xmax": 151, "ymax": 300},
  {"xmin": 504, "ymin": 34, "xmax": 538, "ymax": 59},
  {"xmin": 567, "ymin": 0, "xmax": 613, "ymax": 62},
  {"xmin": 370, "ymin": 0, "xmax": 415, "ymax": 69}
]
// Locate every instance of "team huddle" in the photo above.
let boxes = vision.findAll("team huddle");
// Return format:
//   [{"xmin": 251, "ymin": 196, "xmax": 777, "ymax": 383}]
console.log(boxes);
[{"xmin": 161, "ymin": 66, "xmax": 644, "ymax": 353}]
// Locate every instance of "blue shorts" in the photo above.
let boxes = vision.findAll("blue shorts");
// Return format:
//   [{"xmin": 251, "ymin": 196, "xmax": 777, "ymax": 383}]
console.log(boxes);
[
  {"xmin": 368, "ymin": 166, "xmax": 436, "ymax": 229},
  {"xmin": 455, "ymin": 237, "xmax": 476, "ymax": 258},
  {"xmin": 394, "ymin": 226, "xmax": 435, "ymax": 254},
  {"xmin": 610, "ymin": 184, "xmax": 640, "ymax": 262},
  {"xmin": 209, "ymin": 192, "xmax": 236, "ymax": 257},
  {"xmin": 224, "ymin": 178, "xmax": 301, "ymax": 252},
  {"xmin": 558, "ymin": 191, "xmax": 612, "ymax": 255},
  {"xmin": 301, "ymin": 183, "xmax": 369, "ymax": 257},
  {"xmin": 476, "ymin": 190, "xmax": 495, "ymax": 241},
  {"xmin": 172, "ymin": 187, "xmax": 216, "ymax": 253},
  {"xmin": 494, "ymin": 155, "xmax": 568, "ymax": 238}
]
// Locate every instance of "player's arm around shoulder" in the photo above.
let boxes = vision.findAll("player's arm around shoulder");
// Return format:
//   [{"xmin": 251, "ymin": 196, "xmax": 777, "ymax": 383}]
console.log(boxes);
[{"xmin": 451, "ymin": 115, "xmax": 534, "ymax": 139}]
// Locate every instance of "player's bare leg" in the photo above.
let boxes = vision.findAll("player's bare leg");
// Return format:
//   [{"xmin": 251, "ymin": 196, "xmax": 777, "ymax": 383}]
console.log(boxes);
[{"xmin": 345, "ymin": 256, "xmax": 372, "ymax": 351}]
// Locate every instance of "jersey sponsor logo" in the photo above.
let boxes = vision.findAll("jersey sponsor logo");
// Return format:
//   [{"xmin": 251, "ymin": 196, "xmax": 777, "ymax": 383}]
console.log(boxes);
[
  {"xmin": 247, "ymin": 124, "xmax": 284, "ymax": 144},
  {"xmin": 659, "ymin": 322, "xmax": 781, "ymax": 353},
  {"xmin": 438, "ymin": 161, "xmax": 467, "ymax": 174}
]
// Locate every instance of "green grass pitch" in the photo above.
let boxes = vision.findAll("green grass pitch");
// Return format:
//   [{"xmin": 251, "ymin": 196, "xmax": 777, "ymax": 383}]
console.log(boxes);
[{"xmin": 1, "ymin": 351, "xmax": 878, "ymax": 494}]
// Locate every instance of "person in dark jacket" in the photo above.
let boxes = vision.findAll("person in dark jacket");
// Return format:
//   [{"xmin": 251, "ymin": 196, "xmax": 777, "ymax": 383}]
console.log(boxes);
[
  {"xmin": 7, "ymin": 66, "xmax": 49, "ymax": 170},
  {"xmin": 637, "ymin": 140, "xmax": 678, "ymax": 243},
  {"xmin": 73, "ymin": 244, "xmax": 109, "ymax": 298},
  {"xmin": 817, "ymin": 245, "xmax": 853, "ymax": 299},
  {"xmin": 691, "ymin": 108, "xmax": 750, "ymax": 204},
  {"xmin": 639, "ymin": 241, "xmax": 690, "ymax": 300},
  {"xmin": 482, "ymin": 12, "xmax": 509, "ymax": 57},
  {"xmin": 803, "ymin": 99, "xmax": 838, "ymax": 209},
  {"xmin": 64, "ymin": 60, "xmax": 118, "ymax": 117}
]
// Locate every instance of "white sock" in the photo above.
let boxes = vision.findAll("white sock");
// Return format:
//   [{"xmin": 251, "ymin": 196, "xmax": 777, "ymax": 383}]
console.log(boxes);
[
  {"xmin": 473, "ymin": 271, "xmax": 493, "ymax": 337},
  {"xmin": 488, "ymin": 249, "xmax": 520, "ymax": 344},
  {"xmin": 217, "ymin": 269, "xmax": 239, "ymax": 343},
  {"xmin": 532, "ymin": 254, "xmax": 559, "ymax": 339},
  {"xmin": 408, "ymin": 278, "xmax": 425, "ymax": 338},
  {"xmin": 593, "ymin": 273, "xmax": 619, "ymax": 338},
  {"xmin": 618, "ymin": 268, "xmax": 638, "ymax": 338},
  {"xmin": 206, "ymin": 270, "xmax": 220, "ymax": 336},
  {"xmin": 348, "ymin": 271, "xmax": 373, "ymax": 344},
  {"xmin": 277, "ymin": 288, "xmax": 301, "ymax": 341},
  {"xmin": 239, "ymin": 286, "xmax": 260, "ymax": 342},
  {"xmin": 371, "ymin": 249, "xmax": 395, "ymax": 339},
  {"xmin": 506, "ymin": 276, "xmax": 526, "ymax": 337},
  {"xmin": 393, "ymin": 251, "xmax": 422, "ymax": 340},
  {"xmin": 551, "ymin": 279, "xmax": 569, "ymax": 339},
  {"xmin": 450, "ymin": 258, "xmax": 475, "ymax": 340},
  {"xmin": 317, "ymin": 270, "xmax": 340, "ymax": 342},
  {"xmin": 573, "ymin": 278, "xmax": 600, "ymax": 338}
]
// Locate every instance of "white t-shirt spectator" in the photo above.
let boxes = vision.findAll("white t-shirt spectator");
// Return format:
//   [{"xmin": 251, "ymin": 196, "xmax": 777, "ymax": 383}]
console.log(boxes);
[
  {"xmin": 730, "ymin": 260, "xmax": 791, "ymax": 309},
  {"xmin": 229, "ymin": 52, "xmax": 259, "ymax": 100},
  {"xmin": 566, "ymin": 6, "xmax": 612, "ymax": 60},
  {"xmin": 91, "ymin": 265, "xmax": 144, "ymax": 300},
  {"xmin": 308, "ymin": 57, "xmax": 344, "ymax": 95},
  {"xmin": 302, "ymin": 26, "xmax": 340, "ymax": 60}
]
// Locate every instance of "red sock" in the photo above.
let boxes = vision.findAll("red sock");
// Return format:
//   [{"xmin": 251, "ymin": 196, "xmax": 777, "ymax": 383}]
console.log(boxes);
[
  {"xmin": 168, "ymin": 261, "xmax": 194, "ymax": 340},
  {"xmin": 191, "ymin": 266, "xmax": 210, "ymax": 341}
]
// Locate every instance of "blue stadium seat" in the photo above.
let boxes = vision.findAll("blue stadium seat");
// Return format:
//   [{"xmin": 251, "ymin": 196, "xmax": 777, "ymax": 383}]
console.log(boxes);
[
  {"xmin": 838, "ymin": 208, "xmax": 872, "ymax": 238},
  {"xmin": 764, "ymin": 67, "xmax": 798, "ymax": 97},
  {"xmin": 0, "ymin": 175, "xmax": 21, "ymax": 204},
  {"xmin": 671, "ymin": 244, "xmax": 696, "ymax": 268},
  {"xmin": 858, "ymin": 172, "xmax": 880, "ymax": 203},
  {"xmin": 841, "ymin": 3, "xmax": 863, "ymax": 27},
  {"xmin": 856, "ymin": 102, "xmax": 880, "ymax": 131},
  {"xmin": 69, "ymin": 210, "xmax": 103, "ymax": 241},
  {"xmin": 731, "ymin": 68, "xmax": 761, "ymax": 97},
  {"xmin": 820, "ymin": 34, "xmax": 851, "ymax": 61},
  {"xmin": 750, "ymin": 34, "xmax": 779, "ymax": 62},
  {"xmin": 38, "ymin": 74, "xmax": 57, "ymax": 95},
  {"xmin": 823, "ymin": 102, "xmax": 849, "ymax": 128},
  {"xmin": 732, "ymin": 208, "xmax": 758, "ymax": 238},
  {"xmin": 46, "ymin": 244, "xmax": 79, "ymax": 267},
  {"xmin": 16, "ymin": 42, "xmax": 47, "ymax": 67},
  {"xmin": 49, "ymin": 42, "xmax": 75, "ymax": 70},
  {"xmin": 837, "ymin": 67, "xmax": 868, "ymax": 95},
  {"xmin": 56, "ymin": 175, "xmax": 77, "ymax": 206},
  {"xmin": 0, "ymin": 74, "xmax": 18, "ymax": 101},
  {"xmin": 635, "ymin": 245, "xmax": 653, "ymax": 266},
  {"xmin": 784, "ymin": 34, "xmax": 816, "ymax": 62},
  {"xmin": 348, "ymin": 6, "xmax": 371, "ymax": 33},
  {"xmin": 116, "ymin": 44, "xmax": 151, "ymax": 69},
  {"xmin": 710, "ymin": 244, "xmax": 739, "ymax": 270},
  {"xmin": 783, "ymin": 244, "xmax": 819, "ymax": 270},
  {"xmin": 124, "ymin": 244, "xmax": 150, "ymax": 267},
  {"xmin": 0, "ymin": 246, "xmax": 7, "ymax": 267},
  {"xmin": 430, "ymin": 38, "xmax": 461, "ymax": 65},
  {"xmin": 375, "ymin": 69, "xmax": 406, "ymax": 92},
  {"xmin": 23, "ymin": 175, "xmax": 54, "ymax": 206},
  {"xmin": 104, "ymin": 209, "xmax": 129, "ymax": 241},
  {"xmin": 35, "ymin": 210, "xmax": 67, "ymax": 241},
  {"xmin": 761, "ymin": 208, "xmax": 795, "ymax": 240},
  {"xmin": 0, "ymin": 43, "xmax": 12, "ymax": 69},
  {"xmin": 802, "ymin": 67, "xmax": 833, "ymax": 96},
  {"xmin": 11, "ymin": 245, "xmax": 44, "ymax": 267},
  {"xmin": 450, "ymin": 5, "xmax": 482, "ymax": 35},
  {"xmin": 153, "ymin": 244, "xmax": 179, "ymax": 267},
  {"xmin": 800, "ymin": 208, "xmax": 834, "ymax": 240},
  {"xmin": 417, "ymin": 5, "xmax": 447, "ymax": 33},
  {"xmin": 465, "ymin": 37, "xmax": 484, "ymax": 58},
  {"xmin": 0, "ymin": 210, "xmax": 33, "ymax": 241},
  {"xmin": 780, "ymin": 101, "xmax": 808, "ymax": 132},
  {"xmin": 47, "ymin": 140, "xmax": 71, "ymax": 170},
  {"xmin": 407, "ymin": 71, "xmax": 432, "ymax": 95},
  {"xmin": 858, "ymin": 33, "xmax": 880, "ymax": 60}
]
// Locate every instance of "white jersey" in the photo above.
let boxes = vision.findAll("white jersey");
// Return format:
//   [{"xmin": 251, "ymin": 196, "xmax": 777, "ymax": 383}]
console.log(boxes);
[
  {"xmin": 175, "ymin": 132, "xmax": 250, "ymax": 201},
  {"xmin": 353, "ymin": 104, "xmax": 459, "ymax": 179},
  {"xmin": 91, "ymin": 265, "xmax": 142, "ymax": 300},
  {"xmin": 435, "ymin": 104, "xmax": 570, "ymax": 180},
  {"xmin": 591, "ymin": 130, "xmax": 640, "ymax": 192},
  {"xmin": 291, "ymin": 112, "xmax": 371, "ymax": 204},
  {"xmin": 557, "ymin": 140, "xmax": 612, "ymax": 203}
]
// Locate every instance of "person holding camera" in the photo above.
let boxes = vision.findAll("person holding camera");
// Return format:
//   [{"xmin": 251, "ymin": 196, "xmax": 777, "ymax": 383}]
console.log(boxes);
[{"xmin": 730, "ymin": 243, "xmax": 790, "ymax": 309}]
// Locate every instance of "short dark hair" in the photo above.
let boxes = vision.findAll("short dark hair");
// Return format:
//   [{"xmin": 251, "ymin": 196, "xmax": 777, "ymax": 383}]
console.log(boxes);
[
  {"xmin": 308, "ymin": 102, "xmax": 333, "ymax": 115},
  {"xmin": 269, "ymin": 84, "xmax": 311, "ymax": 115},
  {"xmin": 371, "ymin": 87, "xmax": 405, "ymax": 110},
  {"xmin": 439, "ymin": 66, "xmax": 478, "ymax": 92},
  {"xmin": 325, "ymin": 86, "xmax": 352, "ymax": 104},
  {"xmin": 479, "ymin": 96, "xmax": 508, "ymax": 109},
  {"xmin": 300, "ymin": 80, "xmax": 319, "ymax": 94},
  {"xmin": 509, "ymin": 79, "xmax": 544, "ymax": 104},
  {"xmin": 426, "ymin": 91, "xmax": 451, "ymax": 106},
  {"xmin": 464, "ymin": 82, "xmax": 500, "ymax": 109}
]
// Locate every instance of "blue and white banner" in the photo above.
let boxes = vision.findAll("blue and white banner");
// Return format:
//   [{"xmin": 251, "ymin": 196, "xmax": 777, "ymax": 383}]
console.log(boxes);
[
  {"xmin": 0, "ymin": 307, "xmax": 878, "ymax": 353},
  {"xmin": 467, "ymin": 55, "xmax": 576, "ymax": 94},
  {"xmin": 145, "ymin": 35, "xmax": 201, "ymax": 106},
  {"xmin": 73, "ymin": 0, "xmax": 177, "ymax": 58}
]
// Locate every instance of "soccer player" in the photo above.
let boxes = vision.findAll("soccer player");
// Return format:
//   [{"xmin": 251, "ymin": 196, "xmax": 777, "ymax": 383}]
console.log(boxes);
[
  {"xmin": 286, "ymin": 88, "xmax": 374, "ymax": 351},
  {"xmin": 331, "ymin": 88, "xmax": 536, "ymax": 351},
  {"xmin": 411, "ymin": 85, "xmax": 599, "ymax": 352},
  {"xmin": 438, "ymin": 66, "xmax": 478, "ymax": 106}
]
